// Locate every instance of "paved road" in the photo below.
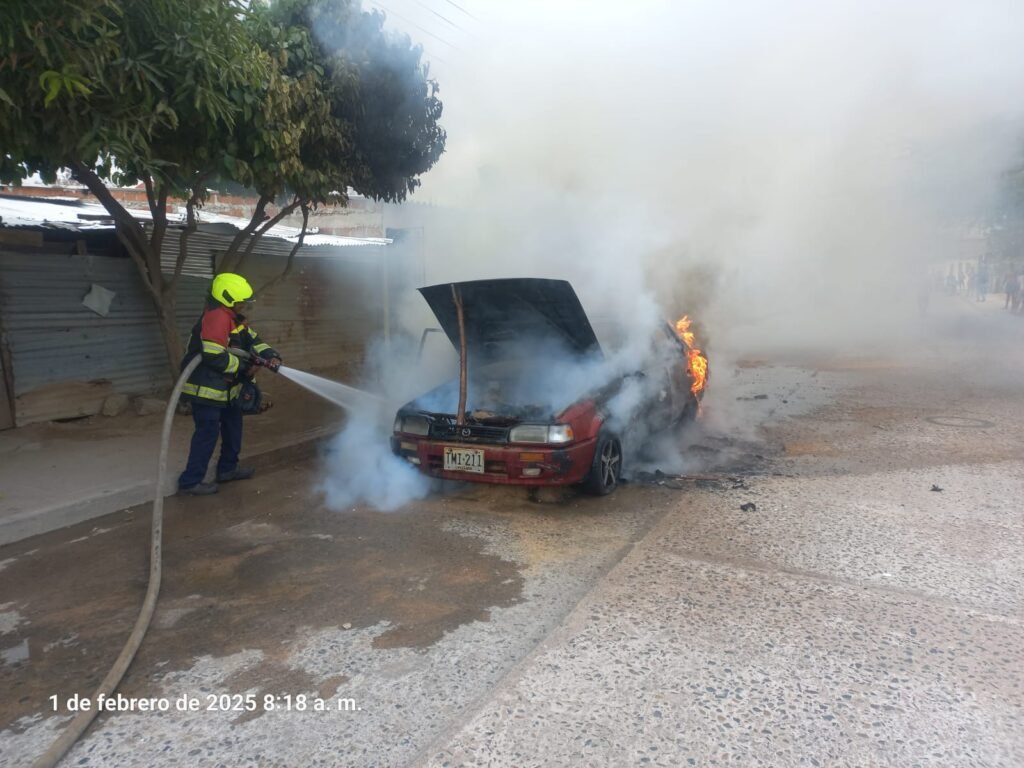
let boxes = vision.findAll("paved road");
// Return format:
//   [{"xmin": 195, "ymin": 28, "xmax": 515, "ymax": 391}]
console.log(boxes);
[
  {"xmin": 1, "ymin": 294, "xmax": 1021, "ymax": 767},
  {"xmin": 419, "ymin": 297, "xmax": 1024, "ymax": 767},
  {"xmin": 1, "ymin": 457, "xmax": 675, "ymax": 766}
]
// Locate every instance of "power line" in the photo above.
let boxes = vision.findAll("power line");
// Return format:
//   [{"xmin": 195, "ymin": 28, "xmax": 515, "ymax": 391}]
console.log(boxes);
[
  {"xmin": 441, "ymin": 0, "xmax": 479, "ymax": 21},
  {"xmin": 366, "ymin": 0, "xmax": 463, "ymax": 50},
  {"xmin": 409, "ymin": 0, "xmax": 463, "ymax": 31}
]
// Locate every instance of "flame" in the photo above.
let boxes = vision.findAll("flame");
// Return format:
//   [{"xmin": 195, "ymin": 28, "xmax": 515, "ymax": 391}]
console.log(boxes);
[
  {"xmin": 674, "ymin": 315, "xmax": 708, "ymax": 397},
  {"xmin": 674, "ymin": 316, "xmax": 696, "ymax": 348}
]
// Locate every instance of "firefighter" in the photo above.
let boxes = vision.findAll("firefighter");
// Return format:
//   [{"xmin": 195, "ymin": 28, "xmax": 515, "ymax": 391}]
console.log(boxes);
[{"xmin": 177, "ymin": 273, "xmax": 282, "ymax": 495}]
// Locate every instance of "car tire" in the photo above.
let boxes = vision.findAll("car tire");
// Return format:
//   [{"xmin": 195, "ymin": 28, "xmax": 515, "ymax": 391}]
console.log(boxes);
[{"xmin": 582, "ymin": 432, "xmax": 622, "ymax": 496}]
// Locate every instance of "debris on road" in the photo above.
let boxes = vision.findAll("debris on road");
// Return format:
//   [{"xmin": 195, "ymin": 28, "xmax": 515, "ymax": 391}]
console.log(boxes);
[
  {"xmin": 633, "ymin": 471, "xmax": 750, "ymax": 492},
  {"xmin": 740, "ymin": 502, "xmax": 757, "ymax": 512},
  {"xmin": 930, "ymin": 484, "xmax": 943, "ymax": 492}
]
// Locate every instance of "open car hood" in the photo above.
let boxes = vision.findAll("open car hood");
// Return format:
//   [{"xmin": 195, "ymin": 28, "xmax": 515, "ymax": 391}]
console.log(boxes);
[{"xmin": 418, "ymin": 278, "xmax": 603, "ymax": 361}]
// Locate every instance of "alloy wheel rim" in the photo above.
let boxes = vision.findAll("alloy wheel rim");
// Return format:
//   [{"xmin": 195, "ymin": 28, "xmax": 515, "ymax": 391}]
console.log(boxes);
[{"xmin": 601, "ymin": 440, "xmax": 621, "ymax": 487}]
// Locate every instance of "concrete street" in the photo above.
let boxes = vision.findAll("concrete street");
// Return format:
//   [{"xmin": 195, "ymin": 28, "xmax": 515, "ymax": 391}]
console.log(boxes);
[{"xmin": 1, "ymin": 293, "xmax": 1021, "ymax": 767}]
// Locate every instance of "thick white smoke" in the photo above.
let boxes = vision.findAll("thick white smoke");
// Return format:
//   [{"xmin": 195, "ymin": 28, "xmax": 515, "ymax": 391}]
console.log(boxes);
[
  {"xmin": 404, "ymin": 0, "xmax": 1024, "ymax": 352},
  {"xmin": 313, "ymin": 0, "xmax": 1024, "ymax": 509}
]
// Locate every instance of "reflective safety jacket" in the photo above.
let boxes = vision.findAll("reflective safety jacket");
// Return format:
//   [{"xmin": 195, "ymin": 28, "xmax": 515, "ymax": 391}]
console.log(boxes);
[{"xmin": 180, "ymin": 301, "xmax": 279, "ymax": 407}]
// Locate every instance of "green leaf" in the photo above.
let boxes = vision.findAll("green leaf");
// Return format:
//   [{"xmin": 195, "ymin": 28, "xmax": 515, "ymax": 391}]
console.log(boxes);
[{"xmin": 40, "ymin": 71, "xmax": 62, "ymax": 105}]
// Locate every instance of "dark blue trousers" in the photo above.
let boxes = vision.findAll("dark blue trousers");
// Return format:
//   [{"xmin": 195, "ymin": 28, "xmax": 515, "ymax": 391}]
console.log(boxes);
[{"xmin": 178, "ymin": 401, "xmax": 243, "ymax": 488}]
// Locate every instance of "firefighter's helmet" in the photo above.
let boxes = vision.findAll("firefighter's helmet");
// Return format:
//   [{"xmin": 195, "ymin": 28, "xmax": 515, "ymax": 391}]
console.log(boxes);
[{"xmin": 211, "ymin": 273, "xmax": 253, "ymax": 307}]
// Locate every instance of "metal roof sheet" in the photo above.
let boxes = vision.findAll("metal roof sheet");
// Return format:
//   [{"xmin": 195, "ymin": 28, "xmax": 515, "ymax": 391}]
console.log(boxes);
[{"xmin": 1, "ymin": 195, "xmax": 391, "ymax": 250}]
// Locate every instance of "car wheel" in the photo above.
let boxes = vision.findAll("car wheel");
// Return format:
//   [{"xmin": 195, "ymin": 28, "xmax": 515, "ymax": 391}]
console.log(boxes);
[{"xmin": 583, "ymin": 433, "xmax": 622, "ymax": 496}]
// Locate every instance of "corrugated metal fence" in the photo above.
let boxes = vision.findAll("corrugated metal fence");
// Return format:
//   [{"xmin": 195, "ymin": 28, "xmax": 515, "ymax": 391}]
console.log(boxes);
[
  {"xmin": 0, "ymin": 233, "xmax": 392, "ymax": 427},
  {"xmin": 0, "ymin": 249, "xmax": 183, "ymax": 424},
  {"xmin": 241, "ymin": 249, "xmax": 389, "ymax": 375}
]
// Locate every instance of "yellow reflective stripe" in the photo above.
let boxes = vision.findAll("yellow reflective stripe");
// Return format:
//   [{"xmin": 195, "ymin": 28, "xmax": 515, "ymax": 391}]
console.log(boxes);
[
  {"xmin": 253, "ymin": 343, "xmax": 271, "ymax": 353},
  {"xmin": 229, "ymin": 383, "xmax": 243, "ymax": 399},
  {"xmin": 247, "ymin": 327, "xmax": 259, "ymax": 338},
  {"xmin": 202, "ymin": 340, "xmax": 226, "ymax": 355},
  {"xmin": 182, "ymin": 383, "xmax": 228, "ymax": 402},
  {"xmin": 224, "ymin": 354, "xmax": 240, "ymax": 374},
  {"xmin": 231, "ymin": 324, "xmax": 246, "ymax": 334}
]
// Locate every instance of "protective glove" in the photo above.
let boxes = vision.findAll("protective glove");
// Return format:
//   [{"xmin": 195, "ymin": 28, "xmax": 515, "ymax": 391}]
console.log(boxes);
[{"xmin": 265, "ymin": 356, "xmax": 282, "ymax": 373}]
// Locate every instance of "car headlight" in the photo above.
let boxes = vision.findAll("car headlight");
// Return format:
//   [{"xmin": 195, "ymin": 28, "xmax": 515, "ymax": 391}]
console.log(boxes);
[
  {"xmin": 547, "ymin": 424, "xmax": 574, "ymax": 444},
  {"xmin": 396, "ymin": 414, "xmax": 430, "ymax": 436},
  {"xmin": 509, "ymin": 424, "xmax": 575, "ymax": 444}
]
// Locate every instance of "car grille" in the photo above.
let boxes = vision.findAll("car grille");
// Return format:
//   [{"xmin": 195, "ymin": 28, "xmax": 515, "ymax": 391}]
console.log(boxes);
[{"xmin": 429, "ymin": 423, "xmax": 509, "ymax": 444}]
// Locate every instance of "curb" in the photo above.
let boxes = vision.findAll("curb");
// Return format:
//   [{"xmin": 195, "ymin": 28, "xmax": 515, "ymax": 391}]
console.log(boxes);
[{"xmin": 0, "ymin": 427, "xmax": 336, "ymax": 547}]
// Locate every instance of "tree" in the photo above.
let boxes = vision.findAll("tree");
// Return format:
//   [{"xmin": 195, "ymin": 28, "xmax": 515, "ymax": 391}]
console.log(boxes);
[
  {"xmin": 0, "ymin": 0, "xmax": 445, "ymax": 376},
  {"xmin": 216, "ymin": 0, "xmax": 447, "ymax": 279}
]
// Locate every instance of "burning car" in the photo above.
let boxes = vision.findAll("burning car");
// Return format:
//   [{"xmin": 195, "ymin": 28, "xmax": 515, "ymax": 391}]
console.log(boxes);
[{"xmin": 390, "ymin": 278, "xmax": 708, "ymax": 494}]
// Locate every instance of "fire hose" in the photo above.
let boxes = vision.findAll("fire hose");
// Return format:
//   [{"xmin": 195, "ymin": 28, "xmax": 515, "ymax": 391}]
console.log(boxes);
[{"xmin": 33, "ymin": 347, "xmax": 266, "ymax": 768}]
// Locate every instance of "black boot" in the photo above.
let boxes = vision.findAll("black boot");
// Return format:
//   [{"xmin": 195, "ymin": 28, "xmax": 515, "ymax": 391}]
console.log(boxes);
[
  {"xmin": 178, "ymin": 482, "xmax": 219, "ymax": 496},
  {"xmin": 216, "ymin": 466, "xmax": 256, "ymax": 483}
]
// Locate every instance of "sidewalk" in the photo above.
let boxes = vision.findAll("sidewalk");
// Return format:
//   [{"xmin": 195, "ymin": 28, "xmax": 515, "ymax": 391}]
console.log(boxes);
[{"xmin": 0, "ymin": 373, "xmax": 345, "ymax": 545}]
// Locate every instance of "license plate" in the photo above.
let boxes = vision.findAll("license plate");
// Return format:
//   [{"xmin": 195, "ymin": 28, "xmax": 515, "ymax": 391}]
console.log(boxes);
[{"xmin": 443, "ymin": 447, "xmax": 485, "ymax": 474}]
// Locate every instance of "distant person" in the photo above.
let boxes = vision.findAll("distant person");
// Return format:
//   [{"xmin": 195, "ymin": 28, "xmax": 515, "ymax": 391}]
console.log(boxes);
[
  {"xmin": 177, "ymin": 273, "xmax": 283, "ymax": 496},
  {"xmin": 1005, "ymin": 269, "xmax": 1020, "ymax": 310},
  {"xmin": 946, "ymin": 265, "xmax": 958, "ymax": 295},
  {"xmin": 1012, "ymin": 272, "xmax": 1024, "ymax": 315},
  {"xmin": 976, "ymin": 260, "xmax": 989, "ymax": 302}
]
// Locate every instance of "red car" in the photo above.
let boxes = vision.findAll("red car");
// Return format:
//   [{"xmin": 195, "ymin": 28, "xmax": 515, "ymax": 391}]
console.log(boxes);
[{"xmin": 390, "ymin": 278, "xmax": 707, "ymax": 495}]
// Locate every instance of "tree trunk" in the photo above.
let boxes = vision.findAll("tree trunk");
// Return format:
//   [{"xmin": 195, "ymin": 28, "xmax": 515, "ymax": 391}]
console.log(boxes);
[
  {"xmin": 155, "ymin": 294, "xmax": 183, "ymax": 377},
  {"xmin": 71, "ymin": 162, "xmax": 185, "ymax": 382}
]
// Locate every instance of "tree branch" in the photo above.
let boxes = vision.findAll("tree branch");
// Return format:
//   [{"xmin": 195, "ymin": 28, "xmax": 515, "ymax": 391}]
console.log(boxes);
[
  {"xmin": 142, "ymin": 173, "xmax": 159, "ymax": 220},
  {"xmin": 71, "ymin": 162, "xmax": 148, "ymax": 252},
  {"xmin": 149, "ymin": 183, "xmax": 171, "ymax": 282},
  {"xmin": 255, "ymin": 203, "xmax": 309, "ymax": 297},
  {"xmin": 219, "ymin": 194, "xmax": 271, "ymax": 272},
  {"xmin": 115, "ymin": 228, "xmax": 164, "ymax": 305},
  {"xmin": 71, "ymin": 161, "xmax": 158, "ymax": 297},
  {"xmin": 169, "ymin": 195, "xmax": 199, "ymax": 291},
  {"xmin": 237, "ymin": 196, "xmax": 302, "ymax": 272}
]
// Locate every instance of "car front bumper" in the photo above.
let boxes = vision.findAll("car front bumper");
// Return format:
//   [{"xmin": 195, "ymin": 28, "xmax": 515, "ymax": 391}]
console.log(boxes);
[{"xmin": 390, "ymin": 435, "xmax": 598, "ymax": 486}]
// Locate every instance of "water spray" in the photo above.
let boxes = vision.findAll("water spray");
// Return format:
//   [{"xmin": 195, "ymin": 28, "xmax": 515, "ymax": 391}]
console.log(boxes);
[{"xmin": 278, "ymin": 366, "xmax": 389, "ymax": 415}]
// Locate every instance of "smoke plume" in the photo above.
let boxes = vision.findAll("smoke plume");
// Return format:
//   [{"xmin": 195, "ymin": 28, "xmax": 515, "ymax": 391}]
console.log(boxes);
[
  {"xmin": 403, "ymin": 0, "xmax": 1024, "ymax": 350},
  {"xmin": 313, "ymin": 0, "xmax": 1024, "ymax": 509}
]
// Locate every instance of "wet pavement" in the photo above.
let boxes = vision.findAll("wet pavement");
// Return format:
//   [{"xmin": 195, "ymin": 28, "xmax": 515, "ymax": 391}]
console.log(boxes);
[
  {"xmin": 2, "ymin": 294, "xmax": 1022, "ymax": 767},
  {"xmin": 0, "ymin": 461, "xmax": 671, "ymax": 766}
]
